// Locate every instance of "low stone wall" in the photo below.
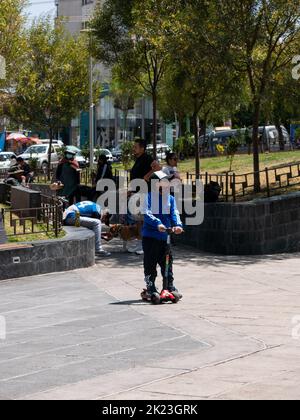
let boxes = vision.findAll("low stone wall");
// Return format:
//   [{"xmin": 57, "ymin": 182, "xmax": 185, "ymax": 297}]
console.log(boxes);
[
  {"xmin": 0, "ymin": 183, "xmax": 10, "ymax": 204},
  {"xmin": 177, "ymin": 192, "xmax": 300, "ymax": 255},
  {"xmin": 0, "ymin": 213, "xmax": 7, "ymax": 245},
  {"xmin": 29, "ymin": 184, "xmax": 56, "ymax": 197},
  {"xmin": 11, "ymin": 186, "xmax": 41, "ymax": 213},
  {"xmin": 0, "ymin": 226, "xmax": 95, "ymax": 281}
]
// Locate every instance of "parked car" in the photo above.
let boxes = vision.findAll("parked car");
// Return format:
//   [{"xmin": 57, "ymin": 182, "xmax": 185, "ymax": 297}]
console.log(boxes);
[
  {"xmin": 257, "ymin": 126, "xmax": 290, "ymax": 150},
  {"xmin": 39, "ymin": 139, "xmax": 65, "ymax": 147},
  {"xmin": 93, "ymin": 148, "xmax": 114, "ymax": 164},
  {"xmin": 146, "ymin": 143, "xmax": 172, "ymax": 161},
  {"xmin": 0, "ymin": 152, "xmax": 17, "ymax": 170},
  {"xmin": 111, "ymin": 146, "xmax": 122, "ymax": 162},
  {"xmin": 19, "ymin": 144, "xmax": 61, "ymax": 172},
  {"xmin": 65, "ymin": 146, "xmax": 87, "ymax": 169}
]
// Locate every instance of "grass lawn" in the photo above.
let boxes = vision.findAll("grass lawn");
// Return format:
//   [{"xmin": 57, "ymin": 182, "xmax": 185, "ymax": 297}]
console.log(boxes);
[
  {"xmin": 112, "ymin": 150, "xmax": 300, "ymax": 175},
  {"xmin": 0, "ymin": 203, "xmax": 65, "ymax": 243},
  {"xmin": 178, "ymin": 150, "xmax": 300, "ymax": 174}
]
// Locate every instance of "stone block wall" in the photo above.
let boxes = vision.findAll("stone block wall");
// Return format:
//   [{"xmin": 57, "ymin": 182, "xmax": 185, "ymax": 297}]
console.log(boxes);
[
  {"xmin": 0, "ymin": 227, "xmax": 95, "ymax": 281},
  {"xmin": 177, "ymin": 192, "xmax": 300, "ymax": 255}
]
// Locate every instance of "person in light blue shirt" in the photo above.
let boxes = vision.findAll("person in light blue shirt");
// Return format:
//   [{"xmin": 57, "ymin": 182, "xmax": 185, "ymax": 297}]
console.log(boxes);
[
  {"xmin": 63, "ymin": 201, "xmax": 111, "ymax": 257},
  {"xmin": 141, "ymin": 172, "xmax": 183, "ymax": 300}
]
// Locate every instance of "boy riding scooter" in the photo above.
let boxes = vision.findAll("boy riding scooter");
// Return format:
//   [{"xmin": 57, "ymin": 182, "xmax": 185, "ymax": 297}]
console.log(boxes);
[{"xmin": 141, "ymin": 171, "xmax": 184, "ymax": 304}]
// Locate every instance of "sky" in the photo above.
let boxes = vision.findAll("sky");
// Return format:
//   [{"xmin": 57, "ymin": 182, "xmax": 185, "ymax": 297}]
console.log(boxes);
[{"xmin": 24, "ymin": 0, "xmax": 56, "ymax": 21}]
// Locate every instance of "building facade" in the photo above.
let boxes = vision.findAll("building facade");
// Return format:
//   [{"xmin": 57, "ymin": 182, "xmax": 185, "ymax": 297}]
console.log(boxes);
[{"xmin": 56, "ymin": 0, "xmax": 175, "ymax": 149}]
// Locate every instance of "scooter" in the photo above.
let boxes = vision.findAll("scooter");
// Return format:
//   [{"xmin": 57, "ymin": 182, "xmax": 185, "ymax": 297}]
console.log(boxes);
[
  {"xmin": 141, "ymin": 227, "xmax": 182, "ymax": 305},
  {"xmin": 159, "ymin": 228, "xmax": 181, "ymax": 304}
]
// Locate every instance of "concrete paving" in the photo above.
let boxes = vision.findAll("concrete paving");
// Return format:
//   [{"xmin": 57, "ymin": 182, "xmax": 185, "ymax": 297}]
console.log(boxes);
[{"xmin": 0, "ymin": 240, "xmax": 300, "ymax": 400}]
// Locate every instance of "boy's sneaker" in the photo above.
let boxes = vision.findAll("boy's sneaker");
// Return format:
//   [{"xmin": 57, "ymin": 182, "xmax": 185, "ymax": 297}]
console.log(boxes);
[
  {"xmin": 95, "ymin": 249, "xmax": 111, "ymax": 257},
  {"xmin": 168, "ymin": 287, "xmax": 183, "ymax": 300},
  {"xmin": 141, "ymin": 288, "xmax": 160, "ymax": 303}
]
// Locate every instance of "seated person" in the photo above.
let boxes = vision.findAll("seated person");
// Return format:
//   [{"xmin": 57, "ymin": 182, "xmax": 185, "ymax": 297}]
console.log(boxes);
[
  {"xmin": 5, "ymin": 166, "xmax": 26, "ymax": 186},
  {"xmin": 63, "ymin": 200, "xmax": 111, "ymax": 257},
  {"xmin": 16, "ymin": 157, "xmax": 34, "ymax": 183},
  {"xmin": 162, "ymin": 152, "xmax": 182, "ymax": 181}
]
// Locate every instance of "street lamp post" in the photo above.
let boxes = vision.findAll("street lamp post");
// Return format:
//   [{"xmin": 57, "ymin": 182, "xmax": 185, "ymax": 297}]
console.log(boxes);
[
  {"xmin": 89, "ymin": 55, "xmax": 95, "ymax": 169},
  {"xmin": 81, "ymin": 28, "xmax": 95, "ymax": 170}
]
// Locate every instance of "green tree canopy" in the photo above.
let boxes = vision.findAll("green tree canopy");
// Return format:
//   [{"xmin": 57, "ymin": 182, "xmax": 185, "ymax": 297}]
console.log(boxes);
[{"xmin": 7, "ymin": 18, "xmax": 91, "ymax": 176}]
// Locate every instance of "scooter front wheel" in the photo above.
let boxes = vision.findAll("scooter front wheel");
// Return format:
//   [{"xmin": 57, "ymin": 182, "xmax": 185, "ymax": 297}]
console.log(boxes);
[{"xmin": 151, "ymin": 293, "xmax": 161, "ymax": 305}]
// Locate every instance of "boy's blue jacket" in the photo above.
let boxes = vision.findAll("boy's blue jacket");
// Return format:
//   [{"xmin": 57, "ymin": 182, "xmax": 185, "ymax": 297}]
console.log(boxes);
[{"xmin": 142, "ymin": 192, "xmax": 183, "ymax": 241}]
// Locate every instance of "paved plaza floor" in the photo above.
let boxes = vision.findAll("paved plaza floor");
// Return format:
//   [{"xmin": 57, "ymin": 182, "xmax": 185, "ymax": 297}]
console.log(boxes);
[{"xmin": 0, "ymin": 242, "xmax": 300, "ymax": 400}]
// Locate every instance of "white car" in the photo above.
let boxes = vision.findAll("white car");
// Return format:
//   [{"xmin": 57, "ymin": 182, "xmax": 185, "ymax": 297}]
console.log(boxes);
[
  {"xmin": 19, "ymin": 144, "xmax": 61, "ymax": 172},
  {"xmin": 94, "ymin": 148, "xmax": 114, "ymax": 163},
  {"xmin": 39, "ymin": 139, "xmax": 65, "ymax": 147},
  {"xmin": 146, "ymin": 144, "xmax": 171, "ymax": 161},
  {"xmin": 0, "ymin": 152, "xmax": 17, "ymax": 170},
  {"xmin": 65, "ymin": 146, "xmax": 87, "ymax": 169}
]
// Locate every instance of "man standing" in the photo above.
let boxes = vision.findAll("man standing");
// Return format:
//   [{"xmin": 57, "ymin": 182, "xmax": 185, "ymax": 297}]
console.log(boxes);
[
  {"xmin": 126, "ymin": 138, "xmax": 161, "ymax": 255},
  {"xmin": 130, "ymin": 138, "xmax": 160, "ymax": 182},
  {"xmin": 56, "ymin": 148, "xmax": 81, "ymax": 206}
]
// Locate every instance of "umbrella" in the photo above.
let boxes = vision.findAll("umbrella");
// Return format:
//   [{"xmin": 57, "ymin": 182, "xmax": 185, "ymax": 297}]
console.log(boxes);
[{"xmin": 6, "ymin": 132, "xmax": 27, "ymax": 141}]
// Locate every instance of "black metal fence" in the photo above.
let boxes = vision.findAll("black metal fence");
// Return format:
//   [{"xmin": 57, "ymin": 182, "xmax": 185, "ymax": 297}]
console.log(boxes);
[
  {"xmin": 2, "ymin": 161, "xmax": 300, "ymax": 202},
  {"xmin": 1, "ymin": 195, "xmax": 63, "ymax": 238}
]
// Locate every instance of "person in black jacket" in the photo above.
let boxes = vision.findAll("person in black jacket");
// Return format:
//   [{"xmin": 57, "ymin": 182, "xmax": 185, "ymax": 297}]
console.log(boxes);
[
  {"xmin": 56, "ymin": 149, "xmax": 81, "ymax": 206},
  {"xmin": 95, "ymin": 155, "xmax": 113, "ymax": 184}
]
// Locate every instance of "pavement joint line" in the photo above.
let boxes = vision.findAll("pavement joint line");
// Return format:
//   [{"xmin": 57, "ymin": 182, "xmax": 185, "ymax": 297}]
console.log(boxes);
[
  {"xmin": 0, "ymin": 318, "xmax": 153, "ymax": 351},
  {"xmin": 0, "ymin": 329, "xmax": 140, "ymax": 366},
  {"xmin": 237, "ymin": 275, "xmax": 295, "ymax": 294},
  {"xmin": 0, "ymin": 295, "xmax": 106, "ymax": 312},
  {"xmin": 94, "ymin": 285, "xmax": 213, "ymax": 348},
  {"xmin": 211, "ymin": 364, "xmax": 296, "ymax": 400},
  {"xmin": 7, "ymin": 308, "xmax": 140, "ymax": 335},
  {"xmin": 0, "ymin": 285, "xmax": 95, "ymax": 301},
  {"xmin": 0, "ymin": 347, "xmax": 137, "ymax": 384},
  {"xmin": 0, "ymin": 331, "xmax": 139, "ymax": 368},
  {"xmin": 98, "ymin": 345, "xmax": 282, "ymax": 400},
  {"xmin": 0, "ymin": 326, "xmax": 102, "ymax": 350},
  {"xmin": 194, "ymin": 313, "xmax": 269, "ymax": 350},
  {"xmin": 0, "ymin": 297, "xmax": 110, "ymax": 315}
]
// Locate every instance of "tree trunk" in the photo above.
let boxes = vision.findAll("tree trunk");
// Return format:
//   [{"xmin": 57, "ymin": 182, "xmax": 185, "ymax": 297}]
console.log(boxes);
[
  {"xmin": 200, "ymin": 118, "xmax": 207, "ymax": 155},
  {"xmin": 276, "ymin": 121, "xmax": 285, "ymax": 151},
  {"xmin": 47, "ymin": 127, "xmax": 53, "ymax": 181},
  {"xmin": 252, "ymin": 103, "xmax": 261, "ymax": 193},
  {"xmin": 152, "ymin": 90, "xmax": 157, "ymax": 160},
  {"xmin": 192, "ymin": 113, "xmax": 200, "ymax": 179}
]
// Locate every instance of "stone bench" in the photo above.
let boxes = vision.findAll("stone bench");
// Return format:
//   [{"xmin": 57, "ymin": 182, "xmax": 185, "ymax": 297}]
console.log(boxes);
[
  {"xmin": 11, "ymin": 186, "xmax": 41, "ymax": 212},
  {"xmin": 0, "ymin": 226, "xmax": 95, "ymax": 281},
  {"xmin": 0, "ymin": 243, "xmax": 33, "ymax": 251}
]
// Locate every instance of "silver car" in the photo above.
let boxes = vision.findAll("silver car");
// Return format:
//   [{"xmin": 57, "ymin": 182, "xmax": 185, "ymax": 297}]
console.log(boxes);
[
  {"xmin": 19, "ymin": 144, "xmax": 61, "ymax": 172},
  {"xmin": 0, "ymin": 152, "xmax": 17, "ymax": 170}
]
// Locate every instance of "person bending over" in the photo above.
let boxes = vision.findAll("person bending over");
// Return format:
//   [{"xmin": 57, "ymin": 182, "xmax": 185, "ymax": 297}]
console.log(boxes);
[{"xmin": 63, "ymin": 200, "xmax": 111, "ymax": 257}]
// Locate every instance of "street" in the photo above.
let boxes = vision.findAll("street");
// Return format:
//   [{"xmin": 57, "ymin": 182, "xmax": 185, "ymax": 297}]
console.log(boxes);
[{"xmin": 0, "ymin": 243, "xmax": 300, "ymax": 400}]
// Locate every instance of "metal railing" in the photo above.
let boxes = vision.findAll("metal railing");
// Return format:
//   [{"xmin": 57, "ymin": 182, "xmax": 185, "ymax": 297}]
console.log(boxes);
[
  {"xmin": 1, "ymin": 195, "xmax": 63, "ymax": 238},
  {"xmin": 186, "ymin": 161, "xmax": 300, "ymax": 201},
  {"xmin": 3, "ymin": 161, "xmax": 300, "ymax": 202}
]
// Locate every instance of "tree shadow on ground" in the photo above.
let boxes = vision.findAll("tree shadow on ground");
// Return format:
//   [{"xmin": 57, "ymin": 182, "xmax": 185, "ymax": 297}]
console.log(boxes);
[{"xmin": 96, "ymin": 239, "xmax": 299, "ymax": 270}]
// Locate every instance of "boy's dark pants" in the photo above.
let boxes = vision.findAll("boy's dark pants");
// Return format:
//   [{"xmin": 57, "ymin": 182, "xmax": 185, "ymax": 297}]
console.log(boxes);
[{"xmin": 143, "ymin": 236, "xmax": 174, "ymax": 292}]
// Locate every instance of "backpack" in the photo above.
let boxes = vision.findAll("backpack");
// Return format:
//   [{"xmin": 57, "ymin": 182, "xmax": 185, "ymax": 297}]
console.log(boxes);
[{"xmin": 204, "ymin": 181, "xmax": 221, "ymax": 203}]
